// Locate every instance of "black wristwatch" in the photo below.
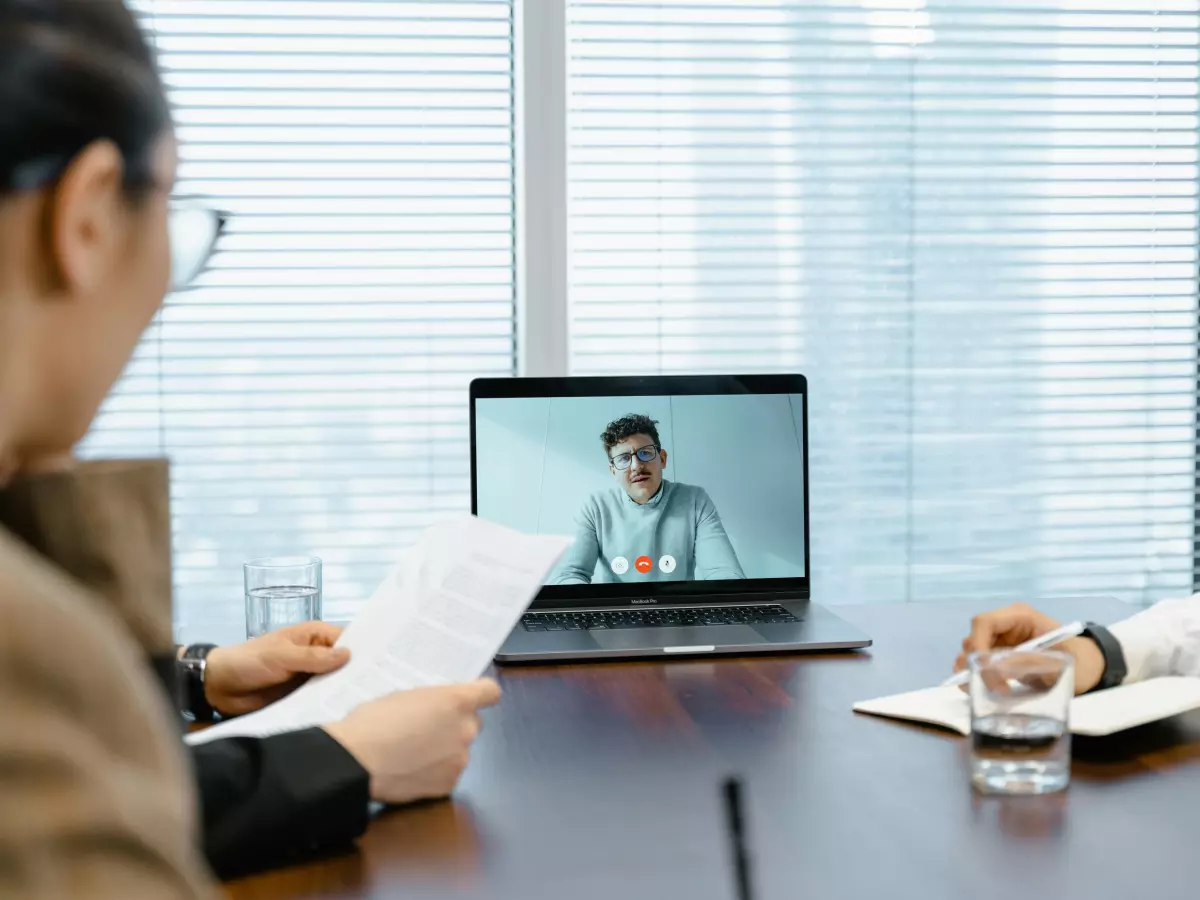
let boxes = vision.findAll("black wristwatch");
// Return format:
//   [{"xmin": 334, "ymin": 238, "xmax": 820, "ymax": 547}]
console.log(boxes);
[
  {"xmin": 1080, "ymin": 623, "xmax": 1127, "ymax": 693},
  {"xmin": 177, "ymin": 643, "xmax": 219, "ymax": 722}
]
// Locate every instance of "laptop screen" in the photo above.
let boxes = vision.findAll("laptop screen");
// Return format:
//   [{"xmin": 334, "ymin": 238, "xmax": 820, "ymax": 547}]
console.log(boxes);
[{"xmin": 474, "ymin": 392, "xmax": 807, "ymax": 588}]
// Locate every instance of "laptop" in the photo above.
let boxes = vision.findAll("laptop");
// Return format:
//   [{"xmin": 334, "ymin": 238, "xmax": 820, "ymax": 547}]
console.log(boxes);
[{"xmin": 470, "ymin": 374, "xmax": 872, "ymax": 663}]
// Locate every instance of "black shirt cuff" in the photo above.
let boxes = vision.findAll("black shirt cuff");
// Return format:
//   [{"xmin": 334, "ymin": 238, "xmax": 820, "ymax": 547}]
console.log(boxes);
[{"xmin": 192, "ymin": 726, "xmax": 370, "ymax": 878}]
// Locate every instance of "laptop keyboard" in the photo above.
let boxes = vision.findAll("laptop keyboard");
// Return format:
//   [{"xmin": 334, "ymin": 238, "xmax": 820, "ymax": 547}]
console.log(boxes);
[{"xmin": 521, "ymin": 605, "xmax": 799, "ymax": 632}]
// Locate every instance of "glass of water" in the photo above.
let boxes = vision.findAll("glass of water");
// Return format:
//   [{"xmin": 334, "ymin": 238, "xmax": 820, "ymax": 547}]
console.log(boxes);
[
  {"xmin": 969, "ymin": 649, "xmax": 1074, "ymax": 795},
  {"xmin": 244, "ymin": 556, "xmax": 322, "ymax": 639}
]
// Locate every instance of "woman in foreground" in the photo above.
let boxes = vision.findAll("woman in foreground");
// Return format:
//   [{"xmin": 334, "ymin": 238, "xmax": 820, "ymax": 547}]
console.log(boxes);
[{"xmin": 0, "ymin": 1, "xmax": 497, "ymax": 894}]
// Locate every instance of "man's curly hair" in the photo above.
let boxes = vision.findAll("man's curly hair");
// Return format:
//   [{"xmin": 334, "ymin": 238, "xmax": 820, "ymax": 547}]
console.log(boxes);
[{"xmin": 600, "ymin": 414, "xmax": 662, "ymax": 456}]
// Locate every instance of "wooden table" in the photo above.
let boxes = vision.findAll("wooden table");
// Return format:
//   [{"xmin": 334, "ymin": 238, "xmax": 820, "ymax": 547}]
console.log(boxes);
[{"xmin": 226, "ymin": 598, "xmax": 1200, "ymax": 900}]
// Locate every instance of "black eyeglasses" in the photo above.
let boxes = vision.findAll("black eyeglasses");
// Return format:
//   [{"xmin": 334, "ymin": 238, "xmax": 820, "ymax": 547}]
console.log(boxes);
[
  {"xmin": 6, "ymin": 155, "xmax": 226, "ymax": 292},
  {"xmin": 166, "ymin": 197, "xmax": 226, "ymax": 291},
  {"xmin": 609, "ymin": 444, "xmax": 661, "ymax": 471}
]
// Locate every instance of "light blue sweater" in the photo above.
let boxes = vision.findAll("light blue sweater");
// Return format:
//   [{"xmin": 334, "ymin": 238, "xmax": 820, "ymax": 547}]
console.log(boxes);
[{"xmin": 550, "ymin": 480, "xmax": 745, "ymax": 585}]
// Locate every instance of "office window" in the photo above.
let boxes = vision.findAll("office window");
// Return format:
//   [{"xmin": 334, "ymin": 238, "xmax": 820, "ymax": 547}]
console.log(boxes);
[
  {"xmin": 83, "ymin": 0, "xmax": 516, "ymax": 641},
  {"xmin": 568, "ymin": 2, "xmax": 1200, "ymax": 604}
]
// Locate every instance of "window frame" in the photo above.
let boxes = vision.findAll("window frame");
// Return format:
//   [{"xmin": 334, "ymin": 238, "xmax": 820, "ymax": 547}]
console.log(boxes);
[{"xmin": 516, "ymin": 0, "xmax": 570, "ymax": 377}]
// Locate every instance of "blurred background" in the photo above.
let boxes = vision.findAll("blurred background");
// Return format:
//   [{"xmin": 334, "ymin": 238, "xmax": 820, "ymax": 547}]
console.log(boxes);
[{"xmin": 78, "ymin": 1, "xmax": 1199, "ymax": 643}]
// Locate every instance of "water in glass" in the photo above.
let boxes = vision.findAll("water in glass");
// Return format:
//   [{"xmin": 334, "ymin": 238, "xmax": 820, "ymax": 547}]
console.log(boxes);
[
  {"xmin": 245, "ymin": 585, "xmax": 320, "ymax": 639},
  {"xmin": 971, "ymin": 713, "xmax": 1070, "ymax": 795},
  {"xmin": 244, "ymin": 556, "xmax": 321, "ymax": 639}
]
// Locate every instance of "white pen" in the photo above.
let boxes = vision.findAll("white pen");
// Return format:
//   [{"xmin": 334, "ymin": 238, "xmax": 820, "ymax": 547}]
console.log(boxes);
[{"xmin": 940, "ymin": 620, "xmax": 1087, "ymax": 688}]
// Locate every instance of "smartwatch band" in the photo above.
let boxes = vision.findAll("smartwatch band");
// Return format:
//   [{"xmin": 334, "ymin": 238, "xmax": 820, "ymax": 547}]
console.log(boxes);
[{"xmin": 1080, "ymin": 623, "xmax": 1127, "ymax": 693}]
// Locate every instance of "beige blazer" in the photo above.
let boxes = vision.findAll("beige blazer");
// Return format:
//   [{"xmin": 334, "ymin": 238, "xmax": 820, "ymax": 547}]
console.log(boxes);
[{"xmin": 0, "ymin": 460, "xmax": 215, "ymax": 899}]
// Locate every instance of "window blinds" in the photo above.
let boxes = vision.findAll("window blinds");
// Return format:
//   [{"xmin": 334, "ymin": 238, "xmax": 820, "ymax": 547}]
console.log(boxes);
[
  {"xmin": 568, "ymin": 1, "xmax": 1200, "ymax": 605},
  {"xmin": 83, "ymin": 0, "xmax": 516, "ymax": 641}
]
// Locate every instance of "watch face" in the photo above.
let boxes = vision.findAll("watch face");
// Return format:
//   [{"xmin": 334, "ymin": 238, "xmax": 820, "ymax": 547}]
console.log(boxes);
[
  {"xmin": 182, "ymin": 643, "xmax": 217, "ymax": 663},
  {"xmin": 179, "ymin": 646, "xmax": 216, "ymax": 721}
]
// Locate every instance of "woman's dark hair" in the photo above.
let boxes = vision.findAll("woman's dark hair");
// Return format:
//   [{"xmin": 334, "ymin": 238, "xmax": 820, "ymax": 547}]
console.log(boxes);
[
  {"xmin": 601, "ymin": 414, "xmax": 663, "ymax": 455},
  {"xmin": 0, "ymin": 0, "xmax": 170, "ymax": 195}
]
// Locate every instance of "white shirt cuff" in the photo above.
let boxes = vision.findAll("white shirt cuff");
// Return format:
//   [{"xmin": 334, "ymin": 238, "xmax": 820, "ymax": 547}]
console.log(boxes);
[
  {"xmin": 1109, "ymin": 615, "xmax": 1163, "ymax": 684},
  {"xmin": 1107, "ymin": 596, "xmax": 1199, "ymax": 684}
]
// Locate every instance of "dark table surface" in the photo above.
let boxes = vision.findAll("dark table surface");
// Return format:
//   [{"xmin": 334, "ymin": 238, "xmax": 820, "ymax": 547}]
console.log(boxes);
[{"xmin": 225, "ymin": 597, "xmax": 1200, "ymax": 900}]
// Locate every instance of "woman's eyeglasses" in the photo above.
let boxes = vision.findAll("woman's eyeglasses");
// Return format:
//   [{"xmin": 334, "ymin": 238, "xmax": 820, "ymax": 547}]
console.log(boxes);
[
  {"xmin": 5, "ymin": 155, "xmax": 226, "ymax": 292},
  {"xmin": 610, "ymin": 445, "xmax": 661, "ymax": 471},
  {"xmin": 168, "ymin": 199, "xmax": 225, "ymax": 291}
]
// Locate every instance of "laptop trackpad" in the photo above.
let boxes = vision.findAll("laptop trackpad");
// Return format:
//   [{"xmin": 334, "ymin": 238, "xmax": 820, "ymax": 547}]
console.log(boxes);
[{"xmin": 592, "ymin": 625, "xmax": 760, "ymax": 653}]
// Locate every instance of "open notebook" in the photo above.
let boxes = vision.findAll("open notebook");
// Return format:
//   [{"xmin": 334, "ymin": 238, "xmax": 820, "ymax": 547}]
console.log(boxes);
[{"xmin": 853, "ymin": 677, "xmax": 1200, "ymax": 737}]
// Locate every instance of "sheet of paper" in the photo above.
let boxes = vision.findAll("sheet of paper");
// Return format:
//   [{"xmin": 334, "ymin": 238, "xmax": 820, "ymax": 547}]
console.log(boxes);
[
  {"xmin": 187, "ymin": 515, "xmax": 571, "ymax": 746},
  {"xmin": 853, "ymin": 676, "xmax": 1200, "ymax": 738}
]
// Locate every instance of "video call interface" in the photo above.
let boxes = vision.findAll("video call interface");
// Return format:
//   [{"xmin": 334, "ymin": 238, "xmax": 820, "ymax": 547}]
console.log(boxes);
[{"xmin": 474, "ymin": 393, "xmax": 808, "ymax": 586}]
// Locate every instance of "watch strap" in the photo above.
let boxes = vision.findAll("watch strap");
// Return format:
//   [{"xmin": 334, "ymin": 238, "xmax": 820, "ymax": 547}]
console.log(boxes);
[
  {"xmin": 178, "ymin": 643, "xmax": 219, "ymax": 722},
  {"xmin": 1080, "ymin": 623, "xmax": 1127, "ymax": 693}
]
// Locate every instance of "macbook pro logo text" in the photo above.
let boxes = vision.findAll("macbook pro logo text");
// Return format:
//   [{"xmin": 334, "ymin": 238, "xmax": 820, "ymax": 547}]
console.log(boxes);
[{"xmin": 630, "ymin": 598, "xmax": 658, "ymax": 605}]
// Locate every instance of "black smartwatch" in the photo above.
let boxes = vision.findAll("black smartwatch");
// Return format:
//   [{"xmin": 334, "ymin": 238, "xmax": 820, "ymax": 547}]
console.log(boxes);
[
  {"xmin": 1079, "ymin": 623, "xmax": 1127, "ymax": 693},
  {"xmin": 177, "ymin": 643, "xmax": 219, "ymax": 722}
]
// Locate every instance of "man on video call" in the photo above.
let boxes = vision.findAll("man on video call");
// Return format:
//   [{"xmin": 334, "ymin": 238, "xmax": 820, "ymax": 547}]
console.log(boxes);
[{"xmin": 551, "ymin": 414, "xmax": 746, "ymax": 584}]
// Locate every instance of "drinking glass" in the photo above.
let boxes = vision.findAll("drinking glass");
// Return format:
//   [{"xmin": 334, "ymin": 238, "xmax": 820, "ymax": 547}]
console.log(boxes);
[
  {"xmin": 969, "ymin": 649, "xmax": 1074, "ymax": 795},
  {"xmin": 244, "ymin": 556, "xmax": 322, "ymax": 639}
]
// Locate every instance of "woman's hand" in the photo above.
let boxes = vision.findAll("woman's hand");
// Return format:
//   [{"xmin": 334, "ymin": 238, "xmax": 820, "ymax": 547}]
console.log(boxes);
[
  {"xmin": 323, "ymin": 679, "xmax": 502, "ymax": 805},
  {"xmin": 203, "ymin": 621, "xmax": 350, "ymax": 717}
]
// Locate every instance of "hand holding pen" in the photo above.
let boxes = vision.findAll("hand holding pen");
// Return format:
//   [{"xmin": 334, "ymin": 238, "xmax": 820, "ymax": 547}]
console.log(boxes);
[{"xmin": 948, "ymin": 604, "xmax": 1108, "ymax": 694}]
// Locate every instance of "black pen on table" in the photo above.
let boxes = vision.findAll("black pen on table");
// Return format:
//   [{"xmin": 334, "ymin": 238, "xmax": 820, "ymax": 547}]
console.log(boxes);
[{"xmin": 722, "ymin": 776, "xmax": 755, "ymax": 900}]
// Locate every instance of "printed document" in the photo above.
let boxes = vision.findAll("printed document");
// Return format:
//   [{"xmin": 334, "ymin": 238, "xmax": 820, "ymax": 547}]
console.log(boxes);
[{"xmin": 188, "ymin": 516, "xmax": 570, "ymax": 745}]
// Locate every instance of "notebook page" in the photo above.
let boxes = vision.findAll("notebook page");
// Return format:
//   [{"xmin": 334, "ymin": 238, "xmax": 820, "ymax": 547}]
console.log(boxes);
[
  {"xmin": 1070, "ymin": 677, "xmax": 1200, "ymax": 736},
  {"xmin": 854, "ymin": 677, "xmax": 1200, "ymax": 737},
  {"xmin": 853, "ymin": 686, "xmax": 972, "ymax": 736}
]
